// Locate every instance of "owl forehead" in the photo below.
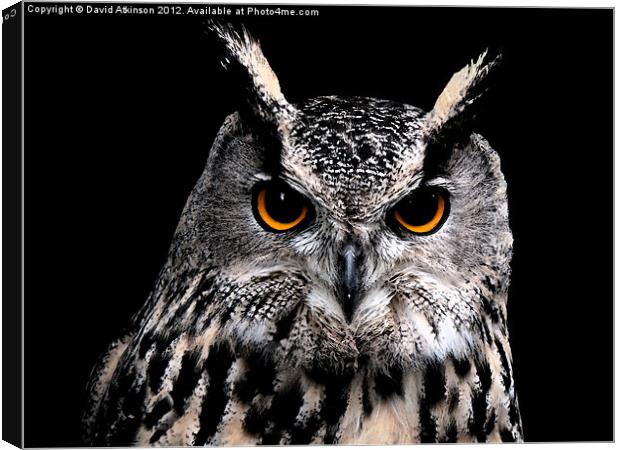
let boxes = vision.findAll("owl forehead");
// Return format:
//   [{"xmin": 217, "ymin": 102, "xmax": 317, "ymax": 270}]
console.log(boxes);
[{"xmin": 285, "ymin": 96, "xmax": 427, "ymax": 220}]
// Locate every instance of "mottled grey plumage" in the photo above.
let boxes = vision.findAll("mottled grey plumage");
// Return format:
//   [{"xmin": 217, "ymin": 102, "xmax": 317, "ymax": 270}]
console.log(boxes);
[{"xmin": 83, "ymin": 22, "xmax": 522, "ymax": 445}]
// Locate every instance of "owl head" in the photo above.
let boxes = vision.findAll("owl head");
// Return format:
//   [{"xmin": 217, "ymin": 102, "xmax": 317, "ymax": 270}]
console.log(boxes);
[{"xmin": 171, "ymin": 23, "xmax": 512, "ymax": 377}]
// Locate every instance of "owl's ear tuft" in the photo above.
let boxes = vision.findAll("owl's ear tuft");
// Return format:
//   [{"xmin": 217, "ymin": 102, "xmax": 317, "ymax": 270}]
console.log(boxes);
[
  {"xmin": 206, "ymin": 20, "xmax": 296, "ymax": 138},
  {"xmin": 424, "ymin": 50, "xmax": 500, "ymax": 144},
  {"xmin": 422, "ymin": 50, "xmax": 500, "ymax": 174}
]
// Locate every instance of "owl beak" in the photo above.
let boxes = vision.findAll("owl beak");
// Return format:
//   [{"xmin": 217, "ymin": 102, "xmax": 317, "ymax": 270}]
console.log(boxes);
[{"xmin": 337, "ymin": 240, "xmax": 362, "ymax": 323}]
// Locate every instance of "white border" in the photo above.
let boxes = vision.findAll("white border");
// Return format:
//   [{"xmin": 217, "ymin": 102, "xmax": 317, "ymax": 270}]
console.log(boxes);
[{"xmin": 0, "ymin": 1, "xmax": 615, "ymax": 449}]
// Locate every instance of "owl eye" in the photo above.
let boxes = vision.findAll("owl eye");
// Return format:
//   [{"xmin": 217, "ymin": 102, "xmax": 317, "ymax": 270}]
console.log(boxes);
[
  {"xmin": 390, "ymin": 187, "xmax": 449, "ymax": 235},
  {"xmin": 252, "ymin": 181, "xmax": 311, "ymax": 232}
]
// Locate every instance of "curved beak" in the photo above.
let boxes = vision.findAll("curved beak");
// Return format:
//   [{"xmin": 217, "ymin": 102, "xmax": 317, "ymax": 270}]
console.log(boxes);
[{"xmin": 337, "ymin": 239, "xmax": 363, "ymax": 322}]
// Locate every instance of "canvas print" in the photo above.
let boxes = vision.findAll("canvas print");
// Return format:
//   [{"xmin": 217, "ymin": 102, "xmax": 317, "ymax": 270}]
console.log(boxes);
[{"xmin": 2, "ymin": 2, "xmax": 612, "ymax": 447}]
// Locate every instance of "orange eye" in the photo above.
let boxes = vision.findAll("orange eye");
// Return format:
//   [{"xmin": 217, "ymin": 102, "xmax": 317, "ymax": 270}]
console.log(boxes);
[
  {"xmin": 252, "ymin": 182, "xmax": 311, "ymax": 232},
  {"xmin": 391, "ymin": 187, "xmax": 449, "ymax": 235}
]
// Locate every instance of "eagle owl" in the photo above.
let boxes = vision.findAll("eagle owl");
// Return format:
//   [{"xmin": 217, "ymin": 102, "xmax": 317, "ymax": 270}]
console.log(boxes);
[{"xmin": 83, "ymin": 22, "xmax": 523, "ymax": 445}]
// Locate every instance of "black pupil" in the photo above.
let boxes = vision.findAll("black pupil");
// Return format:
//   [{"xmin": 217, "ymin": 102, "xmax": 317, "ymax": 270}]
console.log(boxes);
[
  {"xmin": 397, "ymin": 189, "xmax": 439, "ymax": 225},
  {"xmin": 265, "ymin": 185, "xmax": 304, "ymax": 223}
]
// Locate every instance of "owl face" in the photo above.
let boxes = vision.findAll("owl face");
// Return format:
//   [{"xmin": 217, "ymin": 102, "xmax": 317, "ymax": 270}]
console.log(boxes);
[{"xmin": 180, "ymin": 24, "xmax": 512, "ymax": 376}]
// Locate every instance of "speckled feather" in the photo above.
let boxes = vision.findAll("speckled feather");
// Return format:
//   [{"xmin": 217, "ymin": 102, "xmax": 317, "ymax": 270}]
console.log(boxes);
[{"xmin": 83, "ymin": 23, "xmax": 522, "ymax": 445}]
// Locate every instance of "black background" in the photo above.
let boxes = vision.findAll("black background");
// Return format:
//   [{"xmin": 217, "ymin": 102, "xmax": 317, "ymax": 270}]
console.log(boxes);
[{"xmin": 22, "ymin": 4, "xmax": 612, "ymax": 446}]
